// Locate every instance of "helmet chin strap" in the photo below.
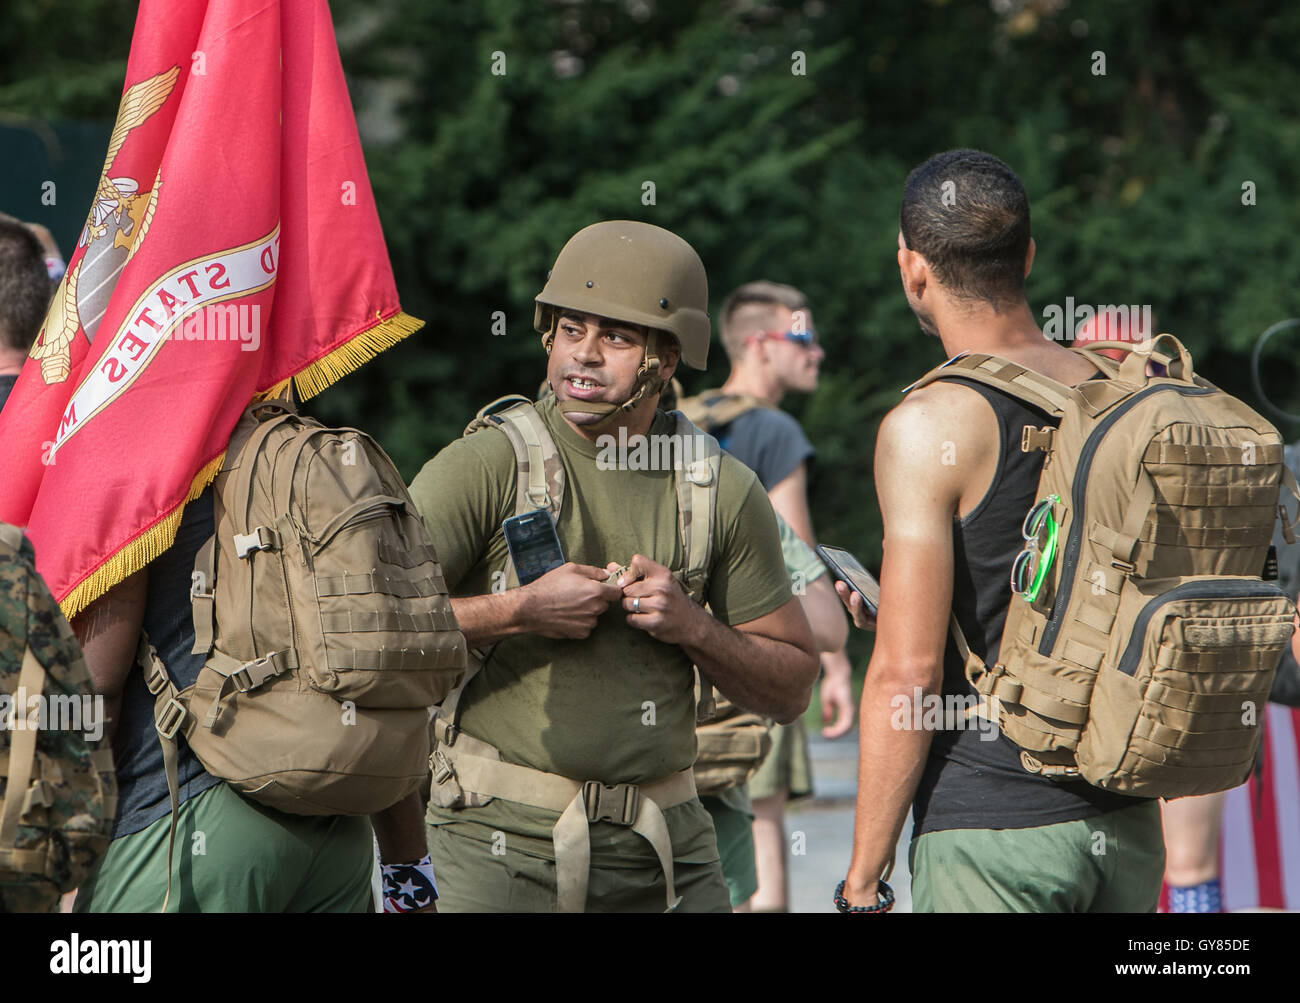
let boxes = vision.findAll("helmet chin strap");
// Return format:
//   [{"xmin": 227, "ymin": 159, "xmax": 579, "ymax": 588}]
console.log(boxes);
[{"xmin": 543, "ymin": 326, "xmax": 666, "ymax": 432}]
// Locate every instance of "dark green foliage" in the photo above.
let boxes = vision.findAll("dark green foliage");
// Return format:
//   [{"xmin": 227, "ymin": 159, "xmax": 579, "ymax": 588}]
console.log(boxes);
[{"xmin": 6, "ymin": 0, "xmax": 1300, "ymax": 667}]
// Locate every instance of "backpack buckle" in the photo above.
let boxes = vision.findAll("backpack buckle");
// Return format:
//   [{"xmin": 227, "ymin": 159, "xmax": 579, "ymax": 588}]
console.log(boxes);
[
  {"xmin": 583, "ymin": 781, "xmax": 640, "ymax": 826},
  {"xmin": 233, "ymin": 526, "xmax": 280, "ymax": 559},
  {"xmin": 686, "ymin": 458, "xmax": 713, "ymax": 486},
  {"xmin": 1021, "ymin": 426, "xmax": 1055, "ymax": 453},
  {"xmin": 156, "ymin": 698, "xmax": 186, "ymax": 741},
  {"xmin": 431, "ymin": 749, "xmax": 455, "ymax": 786}
]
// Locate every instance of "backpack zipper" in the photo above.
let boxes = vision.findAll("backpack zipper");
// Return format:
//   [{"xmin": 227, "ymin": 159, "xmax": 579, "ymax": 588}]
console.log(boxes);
[
  {"xmin": 1038, "ymin": 384, "xmax": 1215, "ymax": 656},
  {"xmin": 1114, "ymin": 578, "xmax": 1289, "ymax": 676}
]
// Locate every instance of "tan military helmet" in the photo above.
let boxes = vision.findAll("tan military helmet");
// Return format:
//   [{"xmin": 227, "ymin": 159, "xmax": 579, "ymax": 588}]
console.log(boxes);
[{"xmin": 534, "ymin": 220, "xmax": 710, "ymax": 370}]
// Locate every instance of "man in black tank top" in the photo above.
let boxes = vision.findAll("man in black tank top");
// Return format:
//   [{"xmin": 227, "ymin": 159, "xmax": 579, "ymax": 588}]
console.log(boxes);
[{"xmin": 835, "ymin": 151, "xmax": 1164, "ymax": 913}]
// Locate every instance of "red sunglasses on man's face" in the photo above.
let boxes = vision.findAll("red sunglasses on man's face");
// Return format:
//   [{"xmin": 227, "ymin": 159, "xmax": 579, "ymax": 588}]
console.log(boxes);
[{"xmin": 753, "ymin": 329, "xmax": 820, "ymax": 348}]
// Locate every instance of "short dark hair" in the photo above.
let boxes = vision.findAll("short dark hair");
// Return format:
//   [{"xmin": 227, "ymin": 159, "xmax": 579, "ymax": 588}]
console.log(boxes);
[
  {"xmin": 719, "ymin": 280, "xmax": 809, "ymax": 360},
  {"xmin": 0, "ymin": 220, "xmax": 51, "ymax": 353},
  {"xmin": 899, "ymin": 149, "xmax": 1031, "ymax": 308}
]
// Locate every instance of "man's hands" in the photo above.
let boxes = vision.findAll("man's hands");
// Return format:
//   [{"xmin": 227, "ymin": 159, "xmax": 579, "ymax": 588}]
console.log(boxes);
[
  {"xmin": 833, "ymin": 579, "xmax": 878, "ymax": 632},
  {"xmin": 520, "ymin": 562, "xmax": 624, "ymax": 639},
  {"xmin": 819, "ymin": 649, "xmax": 855, "ymax": 739},
  {"xmin": 609, "ymin": 554, "xmax": 706, "ymax": 646}
]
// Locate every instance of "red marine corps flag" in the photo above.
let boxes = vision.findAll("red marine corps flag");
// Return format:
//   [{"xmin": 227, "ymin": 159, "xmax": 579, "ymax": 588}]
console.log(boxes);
[{"xmin": 0, "ymin": 0, "xmax": 420, "ymax": 616}]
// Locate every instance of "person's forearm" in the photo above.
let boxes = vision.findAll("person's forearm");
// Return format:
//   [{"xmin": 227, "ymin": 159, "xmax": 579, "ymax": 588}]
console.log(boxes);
[
  {"xmin": 681, "ymin": 609, "xmax": 818, "ymax": 723},
  {"xmin": 845, "ymin": 661, "xmax": 941, "ymax": 892},
  {"xmin": 449, "ymin": 591, "xmax": 531, "ymax": 648},
  {"xmin": 72, "ymin": 570, "xmax": 148, "ymax": 747},
  {"xmin": 803, "ymin": 576, "xmax": 849, "ymax": 653},
  {"xmin": 371, "ymin": 792, "xmax": 428, "ymax": 863}
]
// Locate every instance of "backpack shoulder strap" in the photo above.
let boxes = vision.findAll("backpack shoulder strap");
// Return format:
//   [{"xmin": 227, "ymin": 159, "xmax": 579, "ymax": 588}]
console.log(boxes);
[
  {"xmin": 667, "ymin": 412, "xmax": 722, "ymax": 722},
  {"xmin": 669, "ymin": 412, "xmax": 722, "ymax": 605},
  {"xmin": 464, "ymin": 396, "xmax": 565, "ymax": 519},
  {"xmin": 677, "ymin": 392, "xmax": 770, "ymax": 433},
  {"xmin": 903, "ymin": 352, "xmax": 1075, "ymax": 418}
]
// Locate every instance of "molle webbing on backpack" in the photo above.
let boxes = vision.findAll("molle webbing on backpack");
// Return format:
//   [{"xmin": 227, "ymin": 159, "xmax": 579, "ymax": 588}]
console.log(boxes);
[
  {"xmin": 430, "ymin": 400, "xmax": 723, "ymax": 910},
  {"xmin": 907, "ymin": 337, "xmax": 1299, "ymax": 798}
]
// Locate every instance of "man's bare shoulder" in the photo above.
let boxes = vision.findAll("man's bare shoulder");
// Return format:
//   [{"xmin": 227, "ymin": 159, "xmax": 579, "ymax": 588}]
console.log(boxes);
[{"xmin": 878, "ymin": 380, "xmax": 999, "ymax": 462}]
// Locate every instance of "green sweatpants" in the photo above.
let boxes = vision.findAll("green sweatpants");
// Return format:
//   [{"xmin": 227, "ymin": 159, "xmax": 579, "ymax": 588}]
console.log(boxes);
[
  {"xmin": 74, "ymin": 782, "xmax": 375, "ymax": 913},
  {"xmin": 909, "ymin": 800, "xmax": 1165, "ymax": 913},
  {"xmin": 427, "ymin": 823, "xmax": 731, "ymax": 913}
]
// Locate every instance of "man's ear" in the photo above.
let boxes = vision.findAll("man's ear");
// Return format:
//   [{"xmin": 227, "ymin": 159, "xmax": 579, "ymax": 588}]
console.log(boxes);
[
  {"xmin": 1024, "ymin": 237, "xmax": 1036, "ymax": 279},
  {"xmin": 898, "ymin": 245, "xmax": 928, "ymax": 298}
]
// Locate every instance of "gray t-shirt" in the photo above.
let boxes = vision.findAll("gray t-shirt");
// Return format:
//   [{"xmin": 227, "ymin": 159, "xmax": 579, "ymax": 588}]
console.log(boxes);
[{"xmin": 714, "ymin": 407, "xmax": 815, "ymax": 491}]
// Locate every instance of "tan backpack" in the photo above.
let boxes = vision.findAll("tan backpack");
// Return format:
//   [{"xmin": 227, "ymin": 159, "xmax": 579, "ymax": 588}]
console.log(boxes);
[
  {"xmin": 0, "ymin": 525, "xmax": 116, "ymax": 912},
  {"xmin": 677, "ymin": 391, "xmax": 771, "ymax": 437},
  {"xmin": 908, "ymin": 335, "xmax": 1300, "ymax": 799},
  {"xmin": 428, "ymin": 396, "xmax": 722, "ymax": 911},
  {"xmin": 146, "ymin": 398, "xmax": 465, "ymax": 859}
]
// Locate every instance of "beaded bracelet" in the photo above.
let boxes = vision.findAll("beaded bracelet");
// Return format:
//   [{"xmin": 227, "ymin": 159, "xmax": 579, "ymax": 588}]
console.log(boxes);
[{"xmin": 833, "ymin": 879, "xmax": 895, "ymax": 914}]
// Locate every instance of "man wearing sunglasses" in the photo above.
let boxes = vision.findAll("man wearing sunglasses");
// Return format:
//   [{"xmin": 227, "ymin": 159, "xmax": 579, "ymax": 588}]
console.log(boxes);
[
  {"xmin": 679, "ymin": 281, "xmax": 854, "ymax": 912},
  {"xmin": 835, "ymin": 150, "xmax": 1164, "ymax": 914}
]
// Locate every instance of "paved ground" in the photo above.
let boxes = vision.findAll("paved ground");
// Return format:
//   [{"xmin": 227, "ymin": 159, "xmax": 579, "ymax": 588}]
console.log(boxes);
[{"xmin": 786, "ymin": 727, "xmax": 913, "ymax": 913}]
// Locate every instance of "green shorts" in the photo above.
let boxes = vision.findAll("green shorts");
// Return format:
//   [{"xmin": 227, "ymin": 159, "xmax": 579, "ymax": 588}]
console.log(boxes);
[
  {"xmin": 909, "ymin": 800, "xmax": 1165, "ymax": 913},
  {"xmin": 427, "ymin": 822, "xmax": 731, "ymax": 913},
  {"xmin": 700, "ymin": 793, "xmax": 758, "ymax": 908},
  {"xmin": 74, "ymin": 782, "xmax": 375, "ymax": 913},
  {"xmin": 749, "ymin": 717, "xmax": 812, "ymax": 802}
]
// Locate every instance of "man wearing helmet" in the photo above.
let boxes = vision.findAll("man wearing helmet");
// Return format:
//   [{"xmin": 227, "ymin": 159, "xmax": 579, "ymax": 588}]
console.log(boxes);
[{"xmin": 408, "ymin": 220, "xmax": 820, "ymax": 912}]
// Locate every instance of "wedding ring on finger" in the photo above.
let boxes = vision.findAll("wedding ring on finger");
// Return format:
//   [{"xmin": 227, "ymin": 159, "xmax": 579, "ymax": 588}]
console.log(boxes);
[{"xmin": 632, "ymin": 597, "xmax": 641, "ymax": 613}]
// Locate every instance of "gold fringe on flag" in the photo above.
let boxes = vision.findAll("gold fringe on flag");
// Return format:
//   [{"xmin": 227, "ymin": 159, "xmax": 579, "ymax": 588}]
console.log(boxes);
[
  {"xmin": 58, "ymin": 451, "xmax": 227, "ymax": 620},
  {"xmin": 57, "ymin": 310, "xmax": 423, "ymax": 619},
  {"xmin": 275, "ymin": 310, "xmax": 424, "ymax": 402}
]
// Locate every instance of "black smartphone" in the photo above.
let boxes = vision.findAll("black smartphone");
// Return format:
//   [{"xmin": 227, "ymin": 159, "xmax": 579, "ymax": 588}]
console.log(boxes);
[
  {"xmin": 815, "ymin": 544, "xmax": 880, "ymax": 614},
  {"xmin": 502, "ymin": 508, "xmax": 565, "ymax": 586}
]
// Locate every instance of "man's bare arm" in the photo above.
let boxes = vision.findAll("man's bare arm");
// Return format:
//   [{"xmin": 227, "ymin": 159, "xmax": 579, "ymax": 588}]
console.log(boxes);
[
  {"xmin": 840, "ymin": 383, "xmax": 996, "ymax": 906},
  {"xmin": 71, "ymin": 569, "xmax": 148, "ymax": 747},
  {"xmin": 802, "ymin": 573, "xmax": 848, "ymax": 654},
  {"xmin": 768, "ymin": 461, "xmax": 815, "ymax": 546}
]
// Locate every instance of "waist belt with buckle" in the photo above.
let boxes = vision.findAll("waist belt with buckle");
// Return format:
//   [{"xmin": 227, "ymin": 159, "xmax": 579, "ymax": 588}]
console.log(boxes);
[{"xmin": 432, "ymin": 733, "xmax": 696, "ymax": 912}]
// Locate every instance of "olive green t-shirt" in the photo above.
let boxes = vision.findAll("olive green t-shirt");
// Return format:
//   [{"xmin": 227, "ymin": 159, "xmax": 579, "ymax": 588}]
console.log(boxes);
[{"xmin": 408, "ymin": 395, "xmax": 791, "ymax": 866}]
